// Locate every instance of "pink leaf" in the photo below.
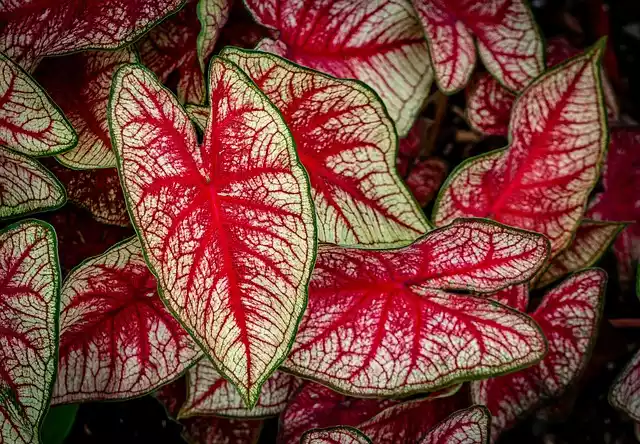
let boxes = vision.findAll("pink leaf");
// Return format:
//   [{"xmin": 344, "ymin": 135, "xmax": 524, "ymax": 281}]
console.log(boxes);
[
  {"xmin": 434, "ymin": 43, "xmax": 608, "ymax": 258},
  {"xmin": 0, "ymin": 0, "xmax": 183, "ymax": 71},
  {"xmin": 397, "ymin": 118, "xmax": 429, "ymax": 177},
  {"xmin": 610, "ymin": 349, "xmax": 640, "ymax": 422},
  {"xmin": 242, "ymin": 0, "xmax": 433, "ymax": 136},
  {"xmin": 405, "ymin": 158, "xmax": 448, "ymax": 207},
  {"xmin": 155, "ymin": 376, "xmax": 187, "ymax": 419},
  {"xmin": 301, "ymin": 427, "xmax": 371, "ymax": 444},
  {"xmin": 419, "ymin": 406, "xmax": 490, "ymax": 444},
  {"xmin": 181, "ymin": 416, "xmax": 263, "ymax": 444},
  {"xmin": 0, "ymin": 220, "xmax": 60, "ymax": 444},
  {"xmin": 486, "ymin": 284, "xmax": 528, "ymax": 312},
  {"xmin": 284, "ymin": 219, "xmax": 549, "ymax": 397},
  {"xmin": 471, "ymin": 269, "xmax": 606, "ymax": 440},
  {"xmin": 412, "ymin": 0, "xmax": 543, "ymax": 93},
  {"xmin": 219, "ymin": 49, "xmax": 430, "ymax": 246},
  {"xmin": 109, "ymin": 61, "xmax": 316, "ymax": 406},
  {"xmin": 52, "ymin": 237, "xmax": 201, "ymax": 404}
]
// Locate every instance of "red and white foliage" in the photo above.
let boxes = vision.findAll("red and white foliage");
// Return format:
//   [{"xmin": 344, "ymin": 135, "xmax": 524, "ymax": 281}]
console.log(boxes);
[
  {"xmin": 0, "ymin": 220, "xmax": 60, "ymax": 444},
  {"xmin": 0, "ymin": 0, "xmax": 183, "ymax": 72},
  {"xmin": 434, "ymin": 43, "xmax": 608, "ymax": 258},
  {"xmin": 419, "ymin": 406, "xmax": 490, "ymax": 444},
  {"xmin": 610, "ymin": 350, "xmax": 640, "ymax": 422},
  {"xmin": 301, "ymin": 427, "xmax": 371, "ymax": 444},
  {"xmin": 0, "ymin": 53, "xmax": 76, "ymax": 156},
  {"xmin": 179, "ymin": 357, "xmax": 299, "ymax": 418},
  {"xmin": 109, "ymin": 61, "xmax": 316, "ymax": 406},
  {"xmin": 412, "ymin": 0, "xmax": 543, "ymax": 93},
  {"xmin": 0, "ymin": 147, "xmax": 66, "ymax": 219},
  {"xmin": 182, "ymin": 416, "xmax": 263, "ymax": 444},
  {"xmin": 538, "ymin": 220, "xmax": 624, "ymax": 287},
  {"xmin": 52, "ymin": 237, "xmax": 201, "ymax": 404},
  {"xmin": 588, "ymin": 128, "xmax": 640, "ymax": 283},
  {"xmin": 284, "ymin": 219, "xmax": 549, "ymax": 397},
  {"xmin": 220, "ymin": 48, "xmax": 430, "ymax": 247},
  {"xmin": 242, "ymin": 0, "xmax": 432, "ymax": 136},
  {"xmin": 472, "ymin": 269, "xmax": 606, "ymax": 440},
  {"xmin": 196, "ymin": 0, "xmax": 232, "ymax": 71},
  {"xmin": 486, "ymin": 284, "xmax": 528, "ymax": 312},
  {"xmin": 405, "ymin": 158, "xmax": 448, "ymax": 207},
  {"xmin": 35, "ymin": 49, "xmax": 136, "ymax": 169}
]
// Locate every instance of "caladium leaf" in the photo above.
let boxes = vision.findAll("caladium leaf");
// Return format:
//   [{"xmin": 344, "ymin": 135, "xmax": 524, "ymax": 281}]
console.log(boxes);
[
  {"xmin": 0, "ymin": 147, "xmax": 66, "ymax": 219},
  {"xmin": 179, "ymin": 357, "xmax": 299, "ymax": 418},
  {"xmin": 301, "ymin": 427, "xmax": 371, "ymax": 444},
  {"xmin": 419, "ymin": 406, "xmax": 490, "ymax": 444},
  {"xmin": 52, "ymin": 237, "xmax": 202, "ymax": 404},
  {"xmin": 412, "ymin": 0, "xmax": 543, "ymax": 93},
  {"xmin": 155, "ymin": 376, "xmax": 187, "ymax": 419},
  {"xmin": 196, "ymin": 0, "xmax": 232, "ymax": 71},
  {"xmin": 182, "ymin": 416, "xmax": 263, "ymax": 444},
  {"xmin": 405, "ymin": 158, "xmax": 448, "ymax": 207},
  {"xmin": 242, "ymin": 0, "xmax": 433, "ymax": 136},
  {"xmin": 537, "ymin": 220, "xmax": 624, "ymax": 288},
  {"xmin": 0, "ymin": 53, "xmax": 76, "ymax": 156},
  {"xmin": 486, "ymin": 284, "xmax": 528, "ymax": 312},
  {"xmin": 109, "ymin": 61, "xmax": 316, "ymax": 407},
  {"xmin": 0, "ymin": 219, "xmax": 60, "ymax": 444},
  {"xmin": 35, "ymin": 49, "xmax": 137, "ymax": 169},
  {"xmin": 471, "ymin": 269, "xmax": 606, "ymax": 440},
  {"xmin": 0, "ymin": 0, "xmax": 184, "ymax": 72},
  {"xmin": 434, "ymin": 43, "xmax": 608, "ymax": 258},
  {"xmin": 397, "ymin": 118, "xmax": 429, "ymax": 177},
  {"xmin": 610, "ymin": 349, "xmax": 640, "ymax": 422},
  {"xmin": 284, "ymin": 219, "xmax": 549, "ymax": 397},
  {"xmin": 588, "ymin": 128, "xmax": 640, "ymax": 284},
  {"xmin": 219, "ymin": 48, "xmax": 430, "ymax": 247}
]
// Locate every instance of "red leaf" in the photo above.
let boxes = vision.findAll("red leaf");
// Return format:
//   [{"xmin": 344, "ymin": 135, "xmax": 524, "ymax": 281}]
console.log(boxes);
[
  {"xmin": 405, "ymin": 158, "xmax": 448, "ymax": 207},
  {"xmin": 0, "ymin": 147, "xmax": 66, "ymax": 219},
  {"xmin": 179, "ymin": 357, "xmax": 300, "ymax": 418},
  {"xmin": 471, "ymin": 269, "xmax": 606, "ymax": 440},
  {"xmin": 434, "ymin": 43, "xmax": 608, "ymax": 258},
  {"xmin": 397, "ymin": 119, "xmax": 429, "ymax": 177},
  {"xmin": 486, "ymin": 284, "xmax": 528, "ymax": 312},
  {"xmin": 0, "ymin": 220, "xmax": 60, "ymax": 444},
  {"xmin": 219, "ymin": 49, "xmax": 430, "ymax": 247},
  {"xmin": 109, "ymin": 61, "xmax": 316, "ymax": 406},
  {"xmin": 301, "ymin": 427, "xmax": 371, "ymax": 444},
  {"xmin": 0, "ymin": 53, "xmax": 76, "ymax": 156},
  {"xmin": 278, "ymin": 382, "xmax": 396, "ymax": 444},
  {"xmin": 412, "ymin": 0, "xmax": 543, "ymax": 93},
  {"xmin": 284, "ymin": 219, "xmax": 549, "ymax": 397},
  {"xmin": 610, "ymin": 349, "xmax": 640, "ymax": 422},
  {"xmin": 588, "ymin": 128, "xmax": 640, "ymax": 283},
  {"xmin": 0, "ymin": 0, "xmax": 183, "ymax": 71},
  {"xmin": 181, "ymin": 416, "xmax": 263, "ymax": 444},
  {"xmin": 35, "ymin": 49, "xmax": 136, "ymax": 169},
  {"xmin": 418, "ymin": 406, "xmax": 490, "ymax": 444},
  {"xmin": 155, "ymin": 376, "xmax": 187, "ymax": 419},
  {"xmin": 52, "ymin": 237, "xmax": 201, "ymax": 404},
  {"xmin": 242, "ymin": 0, "xmax": 432, "ymax": 136}
]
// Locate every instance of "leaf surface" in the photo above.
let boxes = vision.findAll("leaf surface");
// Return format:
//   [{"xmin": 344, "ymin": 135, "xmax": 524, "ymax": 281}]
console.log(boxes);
[
  {"xmin": 284, "ymin": 219, "xmax": 549, "ymax": 397},
  {"xmin": 53, "ymin": 237, "xmax": 201, "ymax": 404},
  {"xmin": 109, "ymin": 61, "xmax": 316, "ymax": 406},
  {"xmin": 471, "ymin": 269, "xmax": 606, "ymax": 440},
  {"xmin": 220, "ymin": 48, "xmax": 430, "ymax": 247},
  {"xmin": 419, "ymin": 406, "xmax": 490, "ymax": 444},
  {"xmin": 405, "ymin": 158, "xmax": 448, "ymax": 207},
  {"xmin": 243, "ymin": 0, "xmax": 432, "ymax": 136},
  {"xmin": 485, "ymin": 284, "xmax": 528, "ymax": 312},
  {"xmin": 434, "ymin": 43, "xmax": 608, "ymax": 258},
  {"xmin": 0, "ymin": 220, "xmax": 60, "ymax": 444},
  {"xmin": 301, "ymin": 427, "xmax": 371, "ymax": 444},
  {"xmin": 196, "ymin": 0, "xmax": 232, "ymax": 71},
  {"xmin": 610, "ymin": 349, "xmax": 640, "ymax": 422}
]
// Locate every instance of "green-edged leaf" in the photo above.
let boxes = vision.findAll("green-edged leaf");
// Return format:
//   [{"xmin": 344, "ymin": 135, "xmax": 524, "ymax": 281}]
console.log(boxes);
[
  {"xmin": 419, "ymin": 406, "xmax": 490, "ymax": 444},
  {"xmin": 301, "ymin": 427, "xmax": 371, "ymax": 444},
  {"xmin": 196, "ymin": 0, "xmax": 232, "ymax": 72},
  {"xmin": 610, "ymin": 349, "xmax": 640, "ymax": 422}
]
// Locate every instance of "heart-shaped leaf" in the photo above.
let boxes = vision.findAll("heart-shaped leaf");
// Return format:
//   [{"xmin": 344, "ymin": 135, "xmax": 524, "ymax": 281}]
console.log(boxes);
[
  {"xmin": 196, "ymin": 0, "xmax": 232, "ymax": 71},
  {"xmin": 412, "ymin": 0, "xmax": 543, "ymax": 93},
  {"xmin": 242, "ymin": 0, "xmax": 432, "ymax": 136},
  {"xmin": 52, "ymin": 237, "xmax": 202, "ymax": 404},
  {"xmin": 0, "ymin": 219, "xmax": 60, "ymax": 444},
  {"xmin": 0, "ymin": 53, "xmax": 76, "ymax": 156},
  {"xmin": 419, "ymin": 406, "xmax": 490, "ymax": 444},
  {"xmin": 0, "ymin": 147, "xmax": 66, "ymax": 220},
  {"xmin": 35, "ymin": 49, "xmax": 137, "ymax": 169},
  {"xmin": 109, "ymin": 60, "xmax": 316, "ymax": 407},
  {"xmin": 486, "ymin": 284, "xmax": 528, "ymax": 312},
  {"xmin": 179, "ymin": 357, "xmax": 299, "ymax": 418},
  {"xmin": 610, "ymin": 349, "xmax": 640, "ymax": 422},
  {"xmin": 284, "ymin": 218, "xmax": 549, "ymax": 397},
  {"xmin": 471, "ymin": 269, "xmax": 606, "ymax": 440},
  {"xmin": 0, "ymin": 0, "xmax": 183, "ymax": 71},
  {"xmin": 219, "ymin": 48, "xmax": 430, "ymax": 247},
  {"xmin": 301, "ymin": 427, "xmax": 371, "ymax": 444},
  {"xmin": 434, "ymin": 42, "xmax": 608, "ymax": 258}
]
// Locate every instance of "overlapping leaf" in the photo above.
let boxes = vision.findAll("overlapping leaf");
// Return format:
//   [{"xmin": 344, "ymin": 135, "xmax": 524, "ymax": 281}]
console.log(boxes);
[
  {"xmin": 179, "ymin": 358, "xmax": 299, "ymax": 418},
  {"xmin": 419, "ymin": 406, "xmax": 490, "ymax": 444},
  {"xmin": 0, "ymin": 53, "xmax": 76, "ymax": 156},
  {"xmin": 472, "ymin": 269, "xmax": 606, "ymax": 440},
  {"xmin": 109, "ymin": 60, "xmax": 316, "ymax": 406},
  {"xmin": 0, "ymin": 0, "xmax": 183, "ymax": 71},
  {"xmin": 610, "ymin": 350, "xmax": 640, "ymax": 422},
  {"xmin": 434, "ymin": 43, "xmax": 608, "ymax": 258},
  {"xmin": 35, "ymin": 49, "xmax": 136, "ymax": 169},
  {"xmin": 284, "ymin": 219, "xmax": 549, "ymax": 397},
  {"xmin": 52, "ymin": 237, "xmax": 201, "ymax": 404},
  {"xmin": 404, "ymin": 158, "xmax": 448, "ymax": 207},
  {"xmin": 486, "ymin": 284, "xmax": 528, "ymax": 312},
  {"xmin": 220, "ymin": 48, "xmax": 429, "ymax": 247},
  {"xmin": 0, "ymin": 220, "xmax": 60, "ymax": 444},
  {"xmin": 196, "ymin": 0, "xmax": 232, "ymax": 71},
  {"xmin": 0, "ymin": 147, "xmax": 66, "ymax": 219},
  {"xmin": 412, "ymin": 0, "xmax": 543, "ymax": 93},
  {"xmin": 242, "ymin": 0, "xmax": 433, "ymax": 136},
  {"xmin": 301, "ymin": 427, "xmax": 371, "ymax": 444}
]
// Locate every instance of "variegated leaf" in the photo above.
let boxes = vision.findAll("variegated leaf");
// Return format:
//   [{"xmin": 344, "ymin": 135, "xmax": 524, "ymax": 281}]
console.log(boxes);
[
  {"xmin": 610, "ymin": 349, "xmax": 640, "ymax": 423},
  {"xmin": 419, "ymin": 406, "xmax": 490, "ymax": 444},
  {"xmin": 301, "ymin": 427, "xmax": 371, "ymax": 444}
]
